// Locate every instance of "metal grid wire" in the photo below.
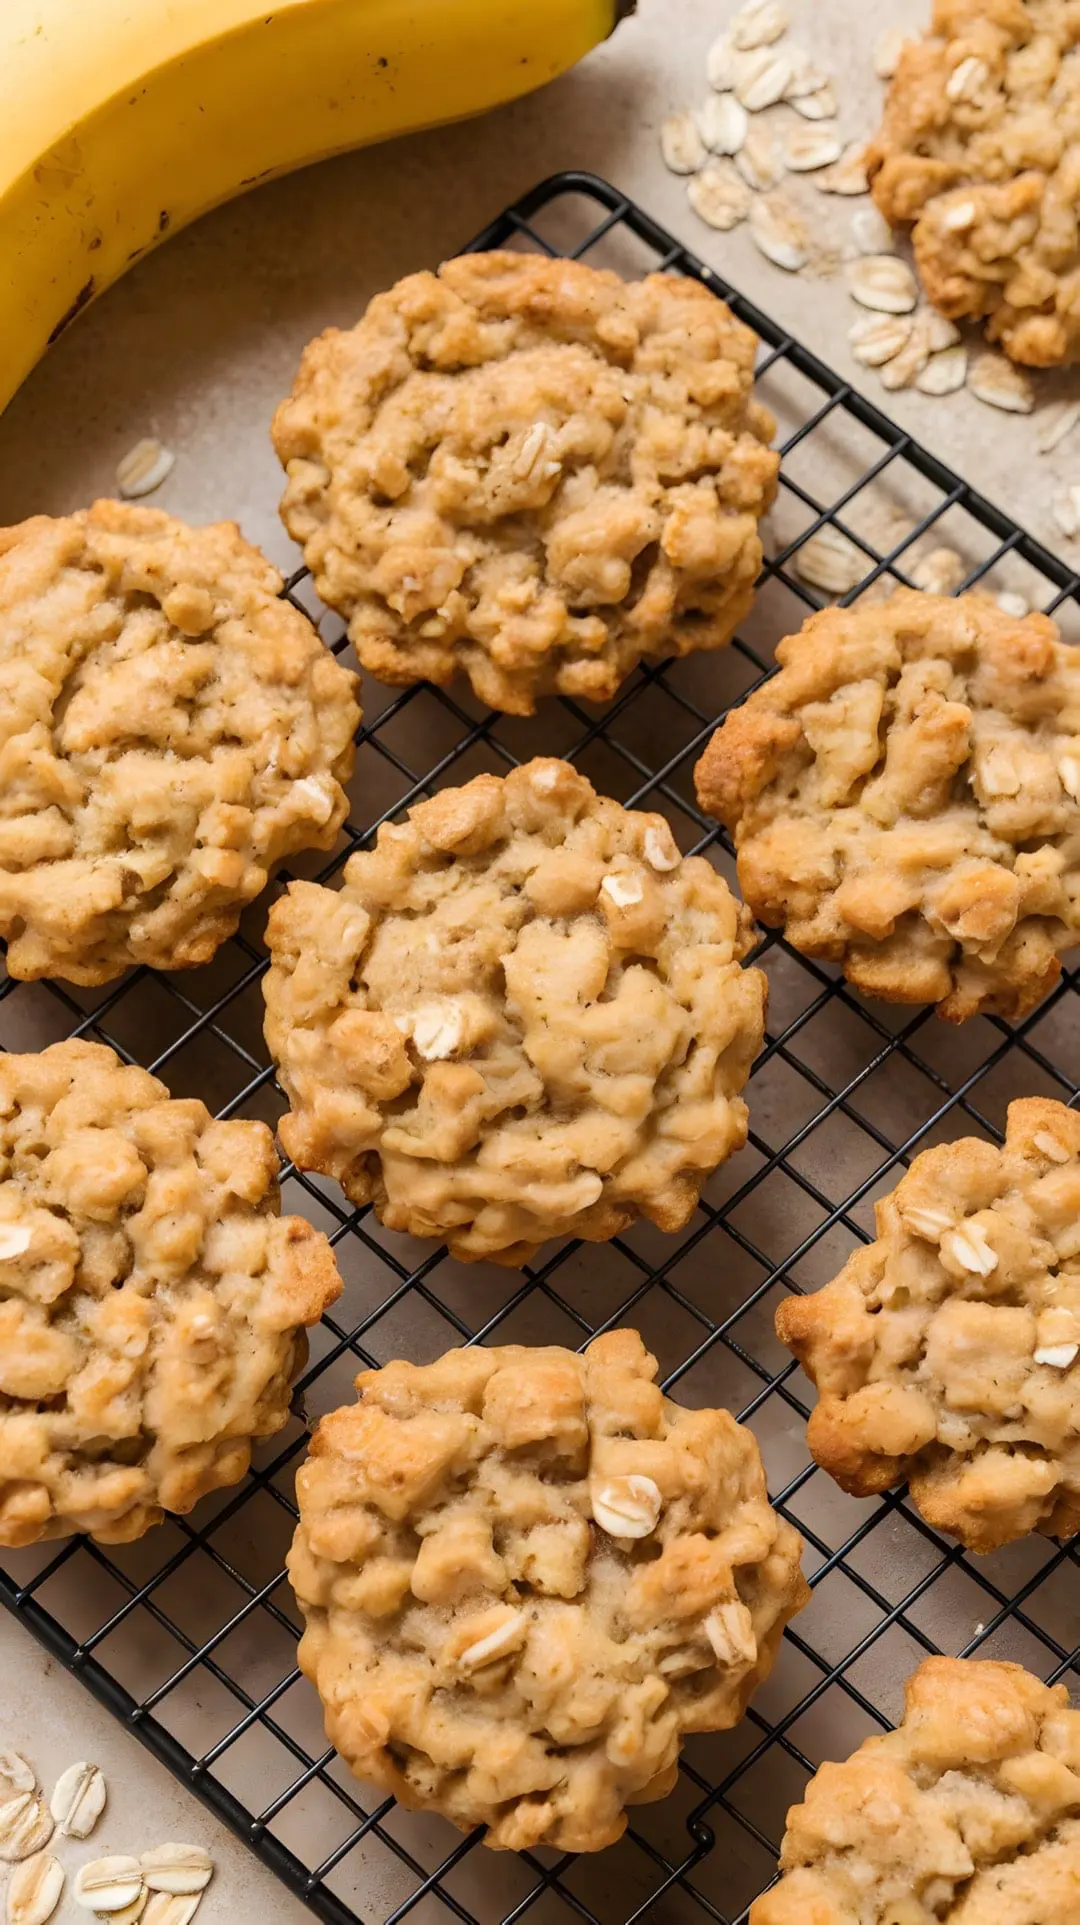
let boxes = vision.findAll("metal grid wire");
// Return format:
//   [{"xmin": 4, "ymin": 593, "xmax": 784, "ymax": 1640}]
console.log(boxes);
[{"xmin": 3, "ymin": 170, "xmax": 1080, "ymax": 1925}]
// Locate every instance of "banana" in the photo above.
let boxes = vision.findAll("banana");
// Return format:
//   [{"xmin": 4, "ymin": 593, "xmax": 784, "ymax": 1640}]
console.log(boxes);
[{"xmin": 0, "ymin": 0, "xmax": 629, "ymax": 415}]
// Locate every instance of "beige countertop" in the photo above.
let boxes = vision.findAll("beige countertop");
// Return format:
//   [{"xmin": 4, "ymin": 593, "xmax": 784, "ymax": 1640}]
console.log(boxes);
[
  {"xmin": 0, "ymin": 1, "xmax": 1076, "ymax": 1920},
  {"xmin": 1, "ymin": 0, "xmax": 1076, "ymax": 561}
]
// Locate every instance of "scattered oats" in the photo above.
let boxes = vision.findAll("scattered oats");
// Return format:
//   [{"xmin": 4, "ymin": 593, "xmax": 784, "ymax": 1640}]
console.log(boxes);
[
  {"xmin": 660, "ymin": 110, "xmax": 707, "ymax": 175},
  {"xmin": 946, "ymin": 54, "xmax": 990, "ymax": 102},
  {"xmin": 915, "ymin": 344, "xmax": 968, "ymax": 394},
  {"xmin": 794, "ymin": 525, "xmax": 866, "ymax": 595},
  {"xmin": 1053, "ymin": 485, "xmax": 1080, "ymax": 541},
  {"xmin": 995, "ymin": 591, "xmax": 1029, "ymax": 617},
  {"xmin": 940, "ymin": 198, "xmax": 977, "ymax": 232},
  {"xmin": 848, "ymin": 254, "xmax": 919, "ymax": 313},
  {"xmin": 731, "ymin": 0, "xmax": 789, "ymax": 51},
  {"xmin": 0, "ymin": 1797, "xmax": 53, "ymax": 1866},
  {"xmin": 1034, "ymin": 1343, "xmax": 1079, "ymax": 1369},
  {"xmin": 749, "ymin": 190, "xmax": 809, "ymax": 270},
  {"xmin": 695, "ymin": 92, "xmax": 749, "ymax": 156},
  {"xmin": 116, "ymin": 438, "xmax": 175, "ymax": 500},
  {"xmin": 815, "ymin": 141, "xmax": 870, "ymax": 194},
  {"xmin": 71, "ymin": 1857, "xmax": 143, "ymax": 1914},
  {"xmin": 590, "ymin": 1474, "xmax": 663, "ymax": 1538},
  {"xmin": 849, "ymin": 312, "xmax": 914, "ymax": 367},
  {"xmin": 704, "ymin": 1600, "xmax": 757, "ymax": 1667},
  {"xmin": 783, "ymin": 49, "xmax": 830, "ymax": 98},
  {"xmin": 1036, "ymin": 400, "xmax": 1080, "ymax": 455},
  {"xmin": 968, "ymin": 350, "xmax": 1034, "ymax": 414},
  {"xmin": 49, "ymin": 1762, "xmax": 105, "ymax": 1840},
  {"xmin": 878, "ymin": 320, "xmax": 932, "ymax": 391},
  {"xmin": 459, "ymin": 1609, "xmax": 527, "ymax": 1672},
  {"xmin": 874, "ymin": 27, "xmax": 906, "ymax": 79},
  {"xmin": 706, "ymin": 31, "xmax": 737, "ymax": 92},
  {"xmin": 142, "ymin": 1900, "xmax": 203, "ymax": 1925},
  {"xmin": 791, "ymin": 82, "xmax": 838, "ymax": 120},
  {"xmin": 687, "ymin": 160, "xmax": 753, "ymax": 231},
  {"xmin": 924, "ymin": 311, "xmax": 962, "ymax": 352},
  {"xmin": 735, "ymin": 119, "xmax": 783, "ymax": 190},
  {"xmin": 784, "ymin": 122, "xmax": 843, "ymax": 172},
  {"xmin": 941, "ymin": 1221, "xmax": 998, "ymax": 1276},
  {"xmin": 902, "ymin": 1206, "xmax": 953, "ymax": 1240},
  {"xmin": 139, "ymin": 1847, "xmax": 213, "ymax": 1898},
  {"xmin": 0, "ymin": 1760, "xmax": 35, "ymax": 1800},
  {"xmin": 108, "ymin": 1894, "xmax": 149, "ymax": 1925},
  {"xmin": 5, "ymin": 1853, "xmax": 64, "ymax": 1925},
  {"xmin": 851, "ymin": 205, "xmax": 895, "ymax": 254},
  {"xmin": 735, "ymin": 47, "xmax": 794, "ymax": 111},
  {"xmin": 912, "ymin": 547, "xmax": 966, "ymax": 594}
]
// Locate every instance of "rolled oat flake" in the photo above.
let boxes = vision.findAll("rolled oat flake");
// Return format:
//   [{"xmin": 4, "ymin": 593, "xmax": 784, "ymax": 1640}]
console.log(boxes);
[
  {"xmin": 49, "ymin": 1760, "xmax": 106, "ymax": 1838},
  {"xmin": 5, "ymin": 1853, "xmax": 65, "ymax": 1925},
  {"xmin": 115, "ymin": 437, "xmax": 175, "ymax": 499},
  {"xmin": 142, "ymin": 1896, "xmax": 205, "ymax": 1925},
  {"xmin": 107, "ymin": 1891, "xmax": 150, "ymax": 1925},
  {"xmin": 71, "ymin": 1856, "xmax": 143, "ymax": 1913},
  {"xmin": 0, "ymin": 1758, "xmax": 35, "ymax": 1800},
  {"xmin": 0, "ymin": 1794, "xmax": 53, "ymax": 1865},
  {"xmin": 140, "ymin": 1845, "xmax": 213, "ymax": 1896}
]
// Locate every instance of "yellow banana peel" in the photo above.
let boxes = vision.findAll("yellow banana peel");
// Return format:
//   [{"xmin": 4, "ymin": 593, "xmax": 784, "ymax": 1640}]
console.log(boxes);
[{"xmin": 0, "ymin": 0, "xmax": 629, "ymax": 414}]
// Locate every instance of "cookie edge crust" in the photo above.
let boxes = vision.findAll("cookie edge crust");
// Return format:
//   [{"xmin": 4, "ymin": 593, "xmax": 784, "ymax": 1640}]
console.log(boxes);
[{"xmin": 775, "ymin": 1094, "xmax": 1080, "ymax": 1553}]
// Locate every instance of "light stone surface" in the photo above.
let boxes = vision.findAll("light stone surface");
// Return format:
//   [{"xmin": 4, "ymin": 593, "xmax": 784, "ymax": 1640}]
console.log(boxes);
[
  {"xmin": 0, "ymin": 1620, "xmax": 311, "ymax": 1921},
  {"xmin": 0, "ymin": 0, "xmax": 1073, "ymax": 563},
  {"xmin": 0, "ymin": 0, "xmax": 1075, "ymax": 1915}
]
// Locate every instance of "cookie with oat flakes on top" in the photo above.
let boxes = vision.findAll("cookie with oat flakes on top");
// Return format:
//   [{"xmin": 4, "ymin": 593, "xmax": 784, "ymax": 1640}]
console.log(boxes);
[
  {"xmin": 263, "ymin": 756, "xmax": 767, "ymax": 1266},
  {"xmin": 751, "ymin": 1656, "xmax": 1080, "ymax": 1922},
  {"xmin": 0, "ymin": 500, "xmax": 360, "ymax": 984},
  {"xmin": 272, "ymin": 249, "xmax": 778, "ymax": 715},
  {"xmin": 288, "ymin": 1328, "xmax": 808, "ymax": 1853},
  {"xmin": 0, "ymin": 1040, "xmax": 342, "ymax": 1549},
  {"xmin": 695, "ymin": 589, "xmax": 1080, "ymax": 1023},
  {"xmin": 867, "ymin": 0, "xmax": 1080, "ymax": 366},
  {"xmin": 777, "ymin": 1096, "xmax": 1080, "ymax": 1553}
]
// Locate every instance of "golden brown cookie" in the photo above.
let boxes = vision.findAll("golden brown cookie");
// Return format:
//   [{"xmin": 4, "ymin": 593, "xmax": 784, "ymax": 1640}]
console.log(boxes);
[
  {"xmin": 777, "ymin": 1097, "xmax": 1080, "ymax": 1552},
  {"xmin": 695, "ymin": 589, "xmax": 1080, "ymax": 1023},
  {"xmin": 867, "ymin": 0, "xmax": 1080, "ymax": 366},
  {"xmin": 272, "ymin": 250, "xmax": 778, "ymax": 714},
  {"xmin": 288, "ymin": 1328, "xmax": 808, "ymax": 1853},
  {"xmin": 0, "ymin": 1040, "xmax": 342, "ymax": 1547},
  {"xmin": 0, "ymin": 500, "xmax": 361, "ymax": 983},
  {"xmin": 751, "ymin": 1657, "xmax": 1080, "ymax": 1923},
  {"xmin": 264, "ymin": 757, "xmax": 767, "ymax": 1266}
]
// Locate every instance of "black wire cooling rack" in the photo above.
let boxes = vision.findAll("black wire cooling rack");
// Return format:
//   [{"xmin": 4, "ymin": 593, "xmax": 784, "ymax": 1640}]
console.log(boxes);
[{"xmin": 3, "ymin": 170, "xmax": 1080, "ymax": 1925}]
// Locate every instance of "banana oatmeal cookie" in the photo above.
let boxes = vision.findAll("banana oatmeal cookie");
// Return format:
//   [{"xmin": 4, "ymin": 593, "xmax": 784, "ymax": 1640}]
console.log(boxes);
[
  {"xmin": 777, "ymin": 1097, "xmax": 1080, "ymax": 1552},
  {"xmin": 0, "ymin": 1040, "xmax": 342, "ymax": 1547},
  {"xmin": 264, "ymin": 757, "xmax": 767, "ymax": 1266},
  {"xmin": 0, "ymin": 499, "xmax": 360, "ymax": 984},
  {"xmin": 272, "ymin": 249, "xmax": 778, "ymax": 715},
  {"xmin": 751, "ymin": 1656, "xmax": 1080, "ymax": 1923},
  {"xmin": 288, "ymin": 1328, "xmax": 808, "ymax": 1852},
  {"xmin": 694, "ymin": 589, "xmax": 1080, "ymax": 1023},
  {"xmin": 867, "ymin": 0, "xmax": 1080, "ymax": 367}
]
